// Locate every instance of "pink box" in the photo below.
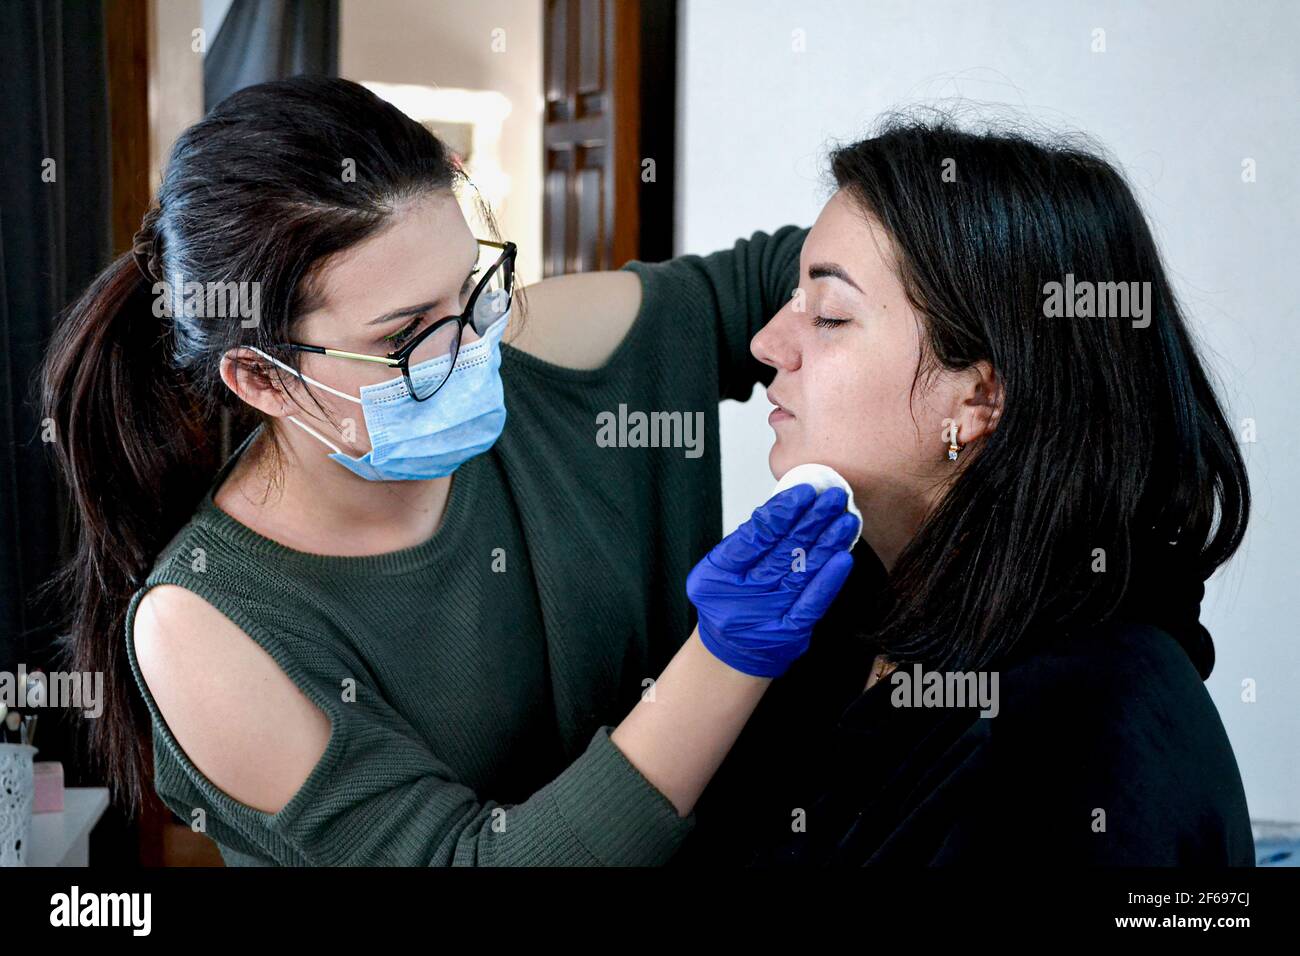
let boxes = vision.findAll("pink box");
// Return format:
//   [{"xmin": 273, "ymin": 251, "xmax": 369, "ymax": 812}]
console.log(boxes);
[{"xmin": 33, "ymin": 761, "xmax": 64, "ymax": 813}]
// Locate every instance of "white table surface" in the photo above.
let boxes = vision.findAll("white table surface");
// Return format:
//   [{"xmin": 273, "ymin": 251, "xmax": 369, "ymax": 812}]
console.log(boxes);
[{"xmin": 28, "ymin": 787, "xmax": 110, "ymax": 867}]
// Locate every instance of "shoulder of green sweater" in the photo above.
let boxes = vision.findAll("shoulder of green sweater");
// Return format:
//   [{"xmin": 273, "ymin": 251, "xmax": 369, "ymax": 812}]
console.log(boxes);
[
  {"xmin": 626, "ymin": 225, "xmax": 808, "ymax": 346},
  {"xmin": 131, "ymin": 508, "xmax": 270, "ymax": 622},
  {"xmin": 124, "ymin": 507, "xmax": 359, "ymax": 687},
  {"xmin": 619, "ymin": 224, "xmax": 807, "ymax": 284},
  {"xmin": 501, "ymin": 226, "xmax": 808, "ymax": 389}
]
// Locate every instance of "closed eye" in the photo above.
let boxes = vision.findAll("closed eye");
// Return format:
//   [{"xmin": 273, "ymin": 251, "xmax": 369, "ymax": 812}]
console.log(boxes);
[{"xmin": 813, "ymin": 316, "xmax": 849, "ymax": 328}]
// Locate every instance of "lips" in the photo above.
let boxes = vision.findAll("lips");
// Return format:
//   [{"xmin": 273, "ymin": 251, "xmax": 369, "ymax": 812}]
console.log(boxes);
[
  {"xmin": 767, "ymin": 391, "xmax": 794, "ymax": 424},
  {"xmin": 767, "ymin": 390, "xmax": 793, "ymax": 415}
]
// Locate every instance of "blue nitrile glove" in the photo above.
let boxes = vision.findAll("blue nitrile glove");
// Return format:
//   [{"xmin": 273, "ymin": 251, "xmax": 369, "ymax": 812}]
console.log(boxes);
[{"xmin": 687, "ymin": 484, "xmax": 858, "ymax": 678}]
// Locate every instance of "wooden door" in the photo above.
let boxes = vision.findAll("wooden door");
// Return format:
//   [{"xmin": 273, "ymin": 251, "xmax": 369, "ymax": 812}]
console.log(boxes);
[{"xmin": 543, "ymin": 0, "xmax": 676, "ymax": 276}]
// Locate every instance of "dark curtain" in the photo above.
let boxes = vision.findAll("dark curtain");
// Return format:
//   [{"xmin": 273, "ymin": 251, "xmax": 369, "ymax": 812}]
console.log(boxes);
[
  {"xmin": 0, "ymin": 0, "xmax": 338, "ymax": 866},
  {"xmin": 0, "ymin": 2, "xmax": 110, "ymax": 678},
  {"xmin": 0, "ymin": 0, "xmax": 138, "ymax": 867},
  {"xmin": 204, "ymin": 0, "xmax": 340, "ymax": 112}
]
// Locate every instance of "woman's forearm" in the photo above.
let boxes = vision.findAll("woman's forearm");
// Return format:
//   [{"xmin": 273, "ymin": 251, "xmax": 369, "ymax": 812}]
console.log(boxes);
[{"xmin": 610, "ymin": 629, "xmax": 770, "ymax": 817}]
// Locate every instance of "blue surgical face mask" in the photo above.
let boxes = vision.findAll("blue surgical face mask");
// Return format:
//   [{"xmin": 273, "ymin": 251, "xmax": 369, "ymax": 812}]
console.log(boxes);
[{"xmin": 249, "ymin": 300, "xmax": 509, "ymax": 481}]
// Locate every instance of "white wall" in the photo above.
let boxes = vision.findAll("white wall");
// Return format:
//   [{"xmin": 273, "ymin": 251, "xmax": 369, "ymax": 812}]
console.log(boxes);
[
  {"xmin": 340, "ymin": 0, "xmax": 543, "ymax": 282},
  {"xmin": 679, "ymin": 0, "xmax": 1299, "ymax": 821}
]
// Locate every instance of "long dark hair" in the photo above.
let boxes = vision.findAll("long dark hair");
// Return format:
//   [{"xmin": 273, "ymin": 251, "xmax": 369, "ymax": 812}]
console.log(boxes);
[
  {"xmin": 41, "ymin": 76, "xmax": 461, "ymax": 812},
  {"xmin": 832, "ymin": 111, "xmax": 1249, "ymax": 673}
]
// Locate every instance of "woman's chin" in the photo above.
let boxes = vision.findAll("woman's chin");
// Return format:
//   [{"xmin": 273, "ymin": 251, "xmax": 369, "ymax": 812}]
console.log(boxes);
[{"xmin": 768, "ymin": 443, "xmax": 798, "ymax": 480}]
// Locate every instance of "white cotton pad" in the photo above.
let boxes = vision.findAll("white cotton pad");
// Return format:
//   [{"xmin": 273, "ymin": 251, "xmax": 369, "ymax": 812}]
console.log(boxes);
[{"xmin": 769, "ymin": 463, "xmax": 863, "ymax": 550}]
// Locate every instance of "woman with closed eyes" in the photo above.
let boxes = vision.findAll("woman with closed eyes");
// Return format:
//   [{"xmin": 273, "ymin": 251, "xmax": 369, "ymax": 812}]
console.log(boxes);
[{"xmin": 675, "ymin": 116, "xmax": 1254, "ymax": 868}]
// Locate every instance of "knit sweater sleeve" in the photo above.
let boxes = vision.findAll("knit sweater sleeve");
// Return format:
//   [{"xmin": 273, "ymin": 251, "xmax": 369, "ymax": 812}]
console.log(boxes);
[
  {"xmin": 124, "ymin": 584, "xmax": 694, "ymax": 867},
  {"xmin": 619, "ymin": 226, "xmax": 807, "ymax": 402}
]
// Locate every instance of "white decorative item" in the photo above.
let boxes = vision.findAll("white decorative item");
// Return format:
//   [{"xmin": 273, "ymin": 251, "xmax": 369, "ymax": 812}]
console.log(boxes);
[{"xmin": 0, "ymin": 743, "xmax": 38, "ymax": 866}]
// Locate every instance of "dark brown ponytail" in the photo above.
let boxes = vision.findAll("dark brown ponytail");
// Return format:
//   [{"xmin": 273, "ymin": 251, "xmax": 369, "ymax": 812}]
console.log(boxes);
[{"xmin": 41, "ymin": 249, "xmax": 221, "ymax": 812}]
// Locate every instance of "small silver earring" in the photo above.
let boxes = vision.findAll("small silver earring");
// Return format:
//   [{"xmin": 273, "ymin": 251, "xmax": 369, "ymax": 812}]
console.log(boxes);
[{"xmin": 947, "ymin": 424, "xmax": 962, "ymax": 461}]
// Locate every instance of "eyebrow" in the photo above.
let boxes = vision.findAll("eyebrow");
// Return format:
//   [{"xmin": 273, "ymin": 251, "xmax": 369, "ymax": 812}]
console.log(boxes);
[
  {"xmin": 366, "ymin": 300, "xmax": 439, "ymax": 326},
  {"xmin": 808, "ymin": 262, "xmax": 863, "ymax": 293},
  {"xmin": 365, "ymin": 244, "xmax": 481, "ymax": 326}
]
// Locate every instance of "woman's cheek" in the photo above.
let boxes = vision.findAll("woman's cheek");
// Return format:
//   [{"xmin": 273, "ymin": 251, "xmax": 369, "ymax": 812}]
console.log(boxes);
[{"xmin": 821, "ymin": 372, "xmax": 890, "ymax": 484}]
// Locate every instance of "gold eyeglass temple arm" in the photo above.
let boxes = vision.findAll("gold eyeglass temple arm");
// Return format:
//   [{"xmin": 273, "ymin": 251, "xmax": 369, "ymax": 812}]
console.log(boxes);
[{"xmin": 321, "ymin": 348, "xmax": 402, "ymax": 366}]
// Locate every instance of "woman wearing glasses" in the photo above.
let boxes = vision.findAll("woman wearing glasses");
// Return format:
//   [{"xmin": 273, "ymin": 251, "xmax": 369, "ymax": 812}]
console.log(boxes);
[{"xmin": 40, "ymin": 76, "xmax": 855, "ymax": 865}]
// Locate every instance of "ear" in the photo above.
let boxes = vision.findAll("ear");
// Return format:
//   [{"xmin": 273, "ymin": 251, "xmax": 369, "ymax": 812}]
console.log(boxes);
[
  {"xmin": 952, "ymin": 359, "xmax": 1003, "ymax": 446},
  {"xmin": 219, "ymin": 347, "xmax": 298, "ymax": 419}
]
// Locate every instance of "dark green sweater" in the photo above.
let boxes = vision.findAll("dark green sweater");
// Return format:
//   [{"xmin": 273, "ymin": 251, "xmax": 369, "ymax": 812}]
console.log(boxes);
[{"xmin": 123, "ymin": 227, "xmax": 806, "ymax": 866}]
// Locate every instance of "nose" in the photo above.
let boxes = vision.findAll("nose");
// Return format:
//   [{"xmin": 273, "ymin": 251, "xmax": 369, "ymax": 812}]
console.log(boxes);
[{"xmin": 750, "ymin": 300, "xmax": 801, "ymax": 372}]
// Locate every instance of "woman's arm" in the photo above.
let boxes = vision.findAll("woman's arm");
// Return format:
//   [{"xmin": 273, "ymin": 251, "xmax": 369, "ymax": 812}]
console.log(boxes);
[
  {"xmin": 129, "ymin": 486, "xmax": 855, "ymax": 865},
  {"xmin": 134, "ymin": 594, "xmax": 763, "ymax": 824},
  {"xmin": 133, "ymin": 584, "xmax": 330, "ymax": 817},
  {"xmin": 613, "ymin": 484, "xmax": 859, "ymax": 816},
  {"xmin": 507, "ymin": 228, "xmax": 807, "ymax": 382},
  {"xmin": 131, "ymin": 585, "xmax": 692, "ymax": 866},
  {"xmin": 611, "ymin": 630, "xmax": 770, "ymax": 816}
]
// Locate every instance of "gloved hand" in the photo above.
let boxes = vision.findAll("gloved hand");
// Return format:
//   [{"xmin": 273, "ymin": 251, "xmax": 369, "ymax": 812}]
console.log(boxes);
[{"xmin": 687, "ymin": 484, "xmax": 858, "ymax": 678}]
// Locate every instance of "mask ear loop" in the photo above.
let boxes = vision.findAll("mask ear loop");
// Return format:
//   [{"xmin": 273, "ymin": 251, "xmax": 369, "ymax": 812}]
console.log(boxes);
[
  {"xmin": 283, "ymin": 413, "xmax": 345, "ymax": 455},
  {"xmin": 243, "ymin": 346, "xmax": 362, "ymax": 455},
  {"xmin": 244, "ymin": 346, "xmax": 362, "ymax": 404}
]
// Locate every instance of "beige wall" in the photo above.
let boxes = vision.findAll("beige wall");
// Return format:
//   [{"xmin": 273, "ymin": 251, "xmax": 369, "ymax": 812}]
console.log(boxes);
[
  {"xmin": 149, "ymin": 0, "xmax": 204, "ymax": 193},
  {"xmin": 340, "ymin": 0, "xmax": 543, "ymax": 282}
]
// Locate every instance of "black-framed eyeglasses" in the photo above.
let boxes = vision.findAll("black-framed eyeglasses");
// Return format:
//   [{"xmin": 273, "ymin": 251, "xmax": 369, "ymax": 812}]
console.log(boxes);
[{"xmin": 276, "ymin": 238, "xmax": 516, "ymax": 402}]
